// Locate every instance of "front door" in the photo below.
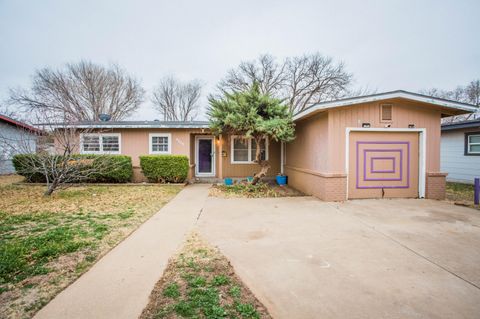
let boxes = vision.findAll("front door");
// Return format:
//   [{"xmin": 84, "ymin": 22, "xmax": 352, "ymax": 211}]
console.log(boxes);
[{"xmin": 196, "ymin": 137, "xmax": 215, "ymax": 176}]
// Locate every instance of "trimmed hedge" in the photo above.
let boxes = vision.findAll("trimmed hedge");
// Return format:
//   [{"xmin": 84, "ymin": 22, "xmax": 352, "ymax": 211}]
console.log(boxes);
[
  {"xmin": 12, "ymin": 154, "xmax": 133, "ymax": 183},
  {"xmin": 139, "ymin": 155, "xmax": 189, "ymax": 183}
]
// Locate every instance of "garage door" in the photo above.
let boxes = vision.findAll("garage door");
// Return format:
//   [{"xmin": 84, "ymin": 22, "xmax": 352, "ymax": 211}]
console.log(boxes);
[{"xmin": 348, "ymin": 131, "xmax": 419, "ymax": 199}]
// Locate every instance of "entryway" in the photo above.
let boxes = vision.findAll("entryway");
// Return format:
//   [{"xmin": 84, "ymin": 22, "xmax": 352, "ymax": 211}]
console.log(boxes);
[{"xmin": 195, "ymin": 136, "xmax": 215, "ymax": 177}]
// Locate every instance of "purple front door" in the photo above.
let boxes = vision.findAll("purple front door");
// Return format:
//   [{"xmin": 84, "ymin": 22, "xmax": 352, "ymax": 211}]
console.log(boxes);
[{"xmin": 197, "ymin": 138, "xmax": 213, "ymax": 175}]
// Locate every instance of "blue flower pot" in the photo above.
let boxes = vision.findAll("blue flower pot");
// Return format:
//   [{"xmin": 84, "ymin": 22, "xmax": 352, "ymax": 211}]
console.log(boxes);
[
  {"xmin": 276, "ymin": 175, "xmax": 287, "ymax": 186},
  {"xmin": 224, "ymin": 178, "xmax": 233, "ymax": 186},
  {"xmin": 246, "ymin": 176, "xmax": 254, "ymax": 183}
]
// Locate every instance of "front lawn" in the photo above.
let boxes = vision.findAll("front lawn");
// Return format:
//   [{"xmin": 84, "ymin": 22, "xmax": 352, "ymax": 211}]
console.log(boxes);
[
  {"xmin": 140, "ymin": 233, "xmax": 271, "ymax": 319},
  {"xmin": 0, "ymin": 175, "xmax": 182, "ymax": 319},
  {"xmin": 446, "ymin": 182, "xmax": 478, "ymax": 208},
  {"xmin": 210, "ymin": 181, "xmax": 303, "ymax": 198}
]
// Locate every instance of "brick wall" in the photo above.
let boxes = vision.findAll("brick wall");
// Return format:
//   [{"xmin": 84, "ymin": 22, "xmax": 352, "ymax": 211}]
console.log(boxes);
[
  {"xmin": 285, "ymin": 166, "xmax": 347, "ymax": 201},
  {"xmin": 426, "ymin": 173, "xmax": 447, "ymax": 200}
]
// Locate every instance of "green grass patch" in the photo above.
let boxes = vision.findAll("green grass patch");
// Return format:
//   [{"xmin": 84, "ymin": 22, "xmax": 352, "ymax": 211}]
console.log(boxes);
[{"xmin": 140, "ymin": 233, "xmax": 270, "ymax": 319}]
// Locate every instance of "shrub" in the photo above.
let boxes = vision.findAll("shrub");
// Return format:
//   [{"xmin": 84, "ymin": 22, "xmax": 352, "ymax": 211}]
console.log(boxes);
[
  {"xmin": 139, "ymin": 155, "xmax": 189, "ymax": 183},
  {"xmin": 12, "ymin": 154, "xmax": 133, "ymax": 183}
]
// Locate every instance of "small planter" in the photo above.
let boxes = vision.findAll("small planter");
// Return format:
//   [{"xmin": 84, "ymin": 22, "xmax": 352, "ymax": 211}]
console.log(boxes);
[
  {"xmin": 276, "ymin": 175, "xmax": 287, "ymax": 186},
  {"xmin": 246, "ymin": 176, "xmax": 254, "ymax": 183},
  {"xmin": 224, "ymin": 178, "xmax": 233, "ymax": 186}
]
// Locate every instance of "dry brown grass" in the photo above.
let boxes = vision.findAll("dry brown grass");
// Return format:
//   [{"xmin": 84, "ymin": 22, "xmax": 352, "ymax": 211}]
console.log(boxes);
[
  {"xmin": 0, "ymin": 174, "xmax": 24, "ymax": 185},
  {"xmin": 0, "ymin": 176, "xmax": 182, "ymax": 319},
  {"xmin": 140, "ymin": 233, "xmax": 271, "ymax": 319},
  {"xmin": 446, "ymin": 182, "xmax": 479, "ymax": 209},
  {"xmin": 210, "ymin": 182, "xmax": 303, "ymax": 198}
]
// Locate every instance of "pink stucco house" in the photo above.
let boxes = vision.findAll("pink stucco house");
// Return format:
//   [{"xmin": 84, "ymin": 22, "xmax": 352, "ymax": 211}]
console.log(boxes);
[{"xmin": 67, "ymin": 90, "xmax": 477, "ymax": 201}]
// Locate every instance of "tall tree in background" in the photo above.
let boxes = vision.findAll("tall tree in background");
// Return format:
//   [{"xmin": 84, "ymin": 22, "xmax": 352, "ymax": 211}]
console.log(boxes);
[
  {"xmin": 9, "ymin": 61, "xmax": 145, "ymax": 121},
  {"xmin": 218, "ymin": 53, "xmax": 353, "ymax": 114},
  {"xmin": 209, "ymin": 83, "xmax": 295, "ymax": 184},
  {"xmin": 421, "ymin": 79, "xmax": 480, "ymax": 122},
  {"xmin": 151, "ymin": 76, "xmax": 203, "ymax": 121}
]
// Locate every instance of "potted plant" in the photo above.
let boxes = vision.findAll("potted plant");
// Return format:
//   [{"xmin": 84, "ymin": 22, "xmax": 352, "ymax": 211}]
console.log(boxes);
[{"xmin": 276, "ymin": 173, "xmax": 287, "ymax": 186}]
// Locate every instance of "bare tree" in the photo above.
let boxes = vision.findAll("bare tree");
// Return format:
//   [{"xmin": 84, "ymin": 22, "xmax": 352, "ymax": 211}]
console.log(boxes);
[
  {"xmin": 151, "ymin": 76, "xmax": 203, "ymax": 121},
  {"xmin": 9, "ymin": 61, "xmax": 145, "ymax": 121},
  {"xmin": 218, "ymin": 53, "xmax": 353, "ymax": 114},
  {"xmin": 465, "ymin": 80, "xmax": 480, "ymax": 106},
  {"xmin": 420, "ymin": 79, "xmax": 480, "ymax": 122},
  {"xmin": 0, "ymin": 108, "xmax": 127, "ymax": 195},
  {"xmin": 218, "ymin": 54, "xmax": 286, "ymax": 96}
]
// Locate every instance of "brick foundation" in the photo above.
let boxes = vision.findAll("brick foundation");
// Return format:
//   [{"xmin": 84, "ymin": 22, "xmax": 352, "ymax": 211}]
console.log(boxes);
[
  {"xmin": 285, "ymin": 166, "xmax": 347, "ymax": 201},
  {"xmin": 426, "ymin": 172, "xmax": 447, "ymax": 200}
]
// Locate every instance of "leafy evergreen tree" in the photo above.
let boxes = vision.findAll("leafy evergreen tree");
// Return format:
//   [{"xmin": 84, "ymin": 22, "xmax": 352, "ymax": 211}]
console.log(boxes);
[{"xmin": 208, "ymin": 83, "xmax": 295, "ymax": 184}]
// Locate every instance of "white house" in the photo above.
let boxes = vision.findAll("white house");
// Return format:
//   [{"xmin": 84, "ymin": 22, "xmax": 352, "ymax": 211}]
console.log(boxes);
[
  {"xmin": 0, "ymin": 114, "xmax": 39, "ymax": 174},
  {"xmin": 441, "ymin": 119, "xmax": 480, "ymax": 184}
]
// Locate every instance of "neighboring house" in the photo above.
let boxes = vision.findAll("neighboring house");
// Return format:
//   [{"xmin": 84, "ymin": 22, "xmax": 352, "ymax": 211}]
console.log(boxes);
[
  {"xmin": 58, "ymin": 90, "xmax": 476, "ymax": 201},
  {"xmin": 441, "ymin": 119, "xmax": 480, "ymax": 184},
  {"xmin": 0, "ymin": 114, "xmax": 39, "ymax": 174}
]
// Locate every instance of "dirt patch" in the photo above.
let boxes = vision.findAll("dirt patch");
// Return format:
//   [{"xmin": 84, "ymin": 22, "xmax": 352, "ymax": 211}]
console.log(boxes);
[
  {"xmin": 140, "ymin": 233, "xmax": 271, "ymax": 319},
  {"xmin": 210, "ymin": 181, "xmax": 303, "ymax": 198}
]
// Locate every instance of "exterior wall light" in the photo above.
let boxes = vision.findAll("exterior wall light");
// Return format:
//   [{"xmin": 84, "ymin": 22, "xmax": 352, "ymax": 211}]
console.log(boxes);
[{"xmin": 362, "ymin": 123, "xmax": 371, "ymax": 128}]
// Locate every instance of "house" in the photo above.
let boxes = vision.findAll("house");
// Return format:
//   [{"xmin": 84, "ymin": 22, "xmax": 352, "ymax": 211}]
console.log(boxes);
[
  {"xmin": 0, "ymin": 114, "xmax": 39, "ymax": 174},
  {"xmin": 55, "ymin": 90, "xmax": 476, "ymax": 201},
  {"xmin": 441, "ymin": 119, "xmax": 480, "ymax": 184}
]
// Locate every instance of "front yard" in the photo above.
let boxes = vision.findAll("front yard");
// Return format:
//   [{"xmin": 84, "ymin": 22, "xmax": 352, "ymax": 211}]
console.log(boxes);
[{"xmin": 0, "ymin": 176, "xmax": 182, "ymax": 319}]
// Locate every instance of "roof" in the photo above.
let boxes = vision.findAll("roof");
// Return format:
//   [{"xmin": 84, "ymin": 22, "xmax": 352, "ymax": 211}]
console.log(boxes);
[
  {"xmin": 0, "ymin": 114, "xmax": 40, "ymax": 133},
  {"xmin": 441, "ymin": 118, "xmax": 480, "ymax": 131},
  {"xmin": 47, "ymin": 120, "xmax": 210, "ymax": 129},
  {"xmin": 293, "ymin": 90, "xmax": 479, "ymax": 121}
]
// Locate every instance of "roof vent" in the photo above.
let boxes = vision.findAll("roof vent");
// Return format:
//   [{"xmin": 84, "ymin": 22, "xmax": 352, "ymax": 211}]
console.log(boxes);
[{"xmin": 99, "ymin": 114, "xmax": 111, "ymax": 122}]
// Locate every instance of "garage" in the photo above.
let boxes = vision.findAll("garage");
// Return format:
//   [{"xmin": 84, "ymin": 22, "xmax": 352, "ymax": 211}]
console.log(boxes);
[{"xmin": 348, "ymin": 131, "xmax": 420, "ymax": 199}]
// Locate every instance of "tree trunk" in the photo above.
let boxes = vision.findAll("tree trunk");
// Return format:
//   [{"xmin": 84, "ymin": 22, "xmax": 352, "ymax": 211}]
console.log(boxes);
[
  {"xmin": 251, "ymin": 136, "xmax": 270, "ymax": 185},
  {"xmin": 252, "ymin": 160, "xmax": 271, "ymax": 185},
  {"xmin": 44, "ymin": 179, "xmax": 58, "ymax": 196}
]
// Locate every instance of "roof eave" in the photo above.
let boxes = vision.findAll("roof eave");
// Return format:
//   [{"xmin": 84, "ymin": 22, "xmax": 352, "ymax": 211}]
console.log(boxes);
[
  {"xmin": 50, "ymin": 124, "xmax": 211, "ymax": 129},
  {"xmin": 293, "ymin": 91, "xmax": 478, "ymax": 121}
]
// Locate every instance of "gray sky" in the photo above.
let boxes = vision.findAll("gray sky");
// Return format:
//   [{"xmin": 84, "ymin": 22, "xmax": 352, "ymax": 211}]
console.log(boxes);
[{"xmin": 1, "ymin": 0, "xmax": 479, "ymax": 120}]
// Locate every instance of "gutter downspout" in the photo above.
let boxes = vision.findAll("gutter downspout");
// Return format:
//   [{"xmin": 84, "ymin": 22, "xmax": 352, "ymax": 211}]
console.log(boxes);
[{"xmin": 280, "ymin": 141, "xmax": 285, "ymax": 175}]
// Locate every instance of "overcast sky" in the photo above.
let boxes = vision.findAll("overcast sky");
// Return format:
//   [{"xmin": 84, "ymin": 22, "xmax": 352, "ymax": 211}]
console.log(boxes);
[{"xmin": 1, "ymin": 0, "xmax": 479, "ymax": 120}]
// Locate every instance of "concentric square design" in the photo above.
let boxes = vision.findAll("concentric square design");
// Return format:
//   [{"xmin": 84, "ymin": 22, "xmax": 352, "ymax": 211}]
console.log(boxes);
[{"xmin": 356, "ymin": 141, "xmax": 410, "ymax": 189}]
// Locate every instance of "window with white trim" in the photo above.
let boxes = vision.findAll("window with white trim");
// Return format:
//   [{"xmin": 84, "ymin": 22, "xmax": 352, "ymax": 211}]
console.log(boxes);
[
  {"xmin": 81, "ymin": 133, "xmax": 120, "ymax": 154},
  {"xmin": 149, "ymin": 133, "xmax": 171, "ymax": 154},
  {"xmin": 466, "ymin": 133, "xmax": 480, "ymax": 155},
  {"xmin": 231, "ymin": 136, "xmax": 268, "ymax": 163}
]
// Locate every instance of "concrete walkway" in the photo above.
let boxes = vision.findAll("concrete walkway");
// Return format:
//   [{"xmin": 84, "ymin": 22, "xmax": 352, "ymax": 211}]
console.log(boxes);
[{"xmin": 35, "ymin": 184, "xmax": 210, "ymax": 319}]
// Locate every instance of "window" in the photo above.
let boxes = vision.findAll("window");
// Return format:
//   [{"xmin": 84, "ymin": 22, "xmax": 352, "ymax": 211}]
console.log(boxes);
[
  {"xmin": 231, "ymin": 136, "xmax": 268, "ymax": 163},
  {"xmin": 149, "ymin": 133, "xmax": 171, "ymax": 154},
  {"xmin": 81, "ymin": 133, "xmax": 120, "ymax": 154},
  {"xmin": 380, "ymin": 104, "xmax": 393, "ymax": 122},
  {"xmin": 465, "ymin": 132, "xmax": 480, "ymax": 155}
]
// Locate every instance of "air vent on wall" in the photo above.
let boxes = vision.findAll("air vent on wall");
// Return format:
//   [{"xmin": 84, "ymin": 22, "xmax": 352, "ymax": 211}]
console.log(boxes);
[{"xmin": 380, "ymin": 104, "xmax": 393, "ymax": 122}]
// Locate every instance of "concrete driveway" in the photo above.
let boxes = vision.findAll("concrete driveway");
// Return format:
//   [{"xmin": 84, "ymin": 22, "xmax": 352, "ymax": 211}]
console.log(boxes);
[{"xmin": 197, "ymin": 197, "xmax": 480, "ymax": 319}]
